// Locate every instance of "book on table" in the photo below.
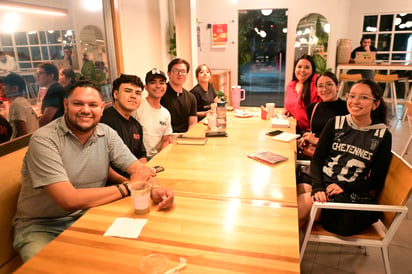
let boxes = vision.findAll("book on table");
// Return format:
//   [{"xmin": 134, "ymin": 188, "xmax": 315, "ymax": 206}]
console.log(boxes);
[
  {"xmin": 271, "ymin": 117, "xmax": 290, "ymax": 128},
  {"xmin": 177, "ymin": 137, "xmax": 207, "ymax": 145},
  {"xmin": 247, "ymin": 150, "xmax": 288, "ymax": 165},
  {"xmin": 271, "ymin": 132, "xmax": 300, "ymax": 143}
]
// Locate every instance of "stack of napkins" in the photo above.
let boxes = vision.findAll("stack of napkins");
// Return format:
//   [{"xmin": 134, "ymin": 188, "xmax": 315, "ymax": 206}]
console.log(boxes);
[
  {"xmin": 272, "ymin": 132, "xmax": 300, "ymax": 142},
  {"xmin": 271, "ymin": 117, "xmax": 290, "ymax": 128}
]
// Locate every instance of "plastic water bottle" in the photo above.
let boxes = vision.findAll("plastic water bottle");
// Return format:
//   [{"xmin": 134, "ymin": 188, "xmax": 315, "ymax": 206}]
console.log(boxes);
[
  {"xmin": 216, "ymin": 101, "xmax": 227, "ymax": 129},
  {"xmin": 207, "ymin": 103, "xmax": 217, "ymax": 130}
]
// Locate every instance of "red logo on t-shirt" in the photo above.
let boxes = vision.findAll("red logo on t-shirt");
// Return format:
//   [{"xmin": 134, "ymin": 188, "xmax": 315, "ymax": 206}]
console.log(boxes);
[{"xmin": 133, "ymin": 133, "xmax": 140, "ymax": 140}]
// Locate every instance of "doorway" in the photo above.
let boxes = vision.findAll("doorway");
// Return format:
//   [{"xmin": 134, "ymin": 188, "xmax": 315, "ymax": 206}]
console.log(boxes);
[{"xmin": 238, "ymin": 9, "xmax": 288, "ymax": 107}]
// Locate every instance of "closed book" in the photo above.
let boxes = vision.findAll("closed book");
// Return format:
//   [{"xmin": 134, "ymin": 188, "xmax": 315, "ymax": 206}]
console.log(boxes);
[
  {"xmin": 271, "ymin": 117, "xmax": 290, "ymax": 128},
  {"xmin": 177, "ymin": 137, "xmax": 207, "ymax": 145},
  {"xmin": 272, "ymin": 132, "xmax": 300, "ymax": 142},
  {"xmin": 247, "ymin": 150, "xmax": 288, "ymax": 165}
]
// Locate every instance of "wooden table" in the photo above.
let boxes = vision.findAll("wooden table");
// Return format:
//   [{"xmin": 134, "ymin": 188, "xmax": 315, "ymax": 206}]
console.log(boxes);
[
  {"xmin": 151, "ymin": 112, "xmax": 298, "ymax": 206},
  {"xmin": 15, "ymin": 110, "xmax": 300, "ymax": 274},
  {"xmin": 336, "ymin": 63, "xmax": 412, "ymax": 79}
]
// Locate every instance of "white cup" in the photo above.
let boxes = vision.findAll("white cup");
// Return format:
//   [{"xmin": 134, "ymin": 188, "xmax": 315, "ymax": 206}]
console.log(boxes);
[
  {"xmin": 266, "ymin": 103, "xmax": 275, "ymax": 118},
  {"xmin": 131, "ymin": 183, "xmax": 151, "ymax": 214}
]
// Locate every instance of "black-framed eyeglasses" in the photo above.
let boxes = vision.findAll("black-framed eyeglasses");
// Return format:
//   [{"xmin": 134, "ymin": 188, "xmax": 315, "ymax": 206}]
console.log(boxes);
[{"xmin": 171, "ymin": 68, "xmax": 187, "ymax": 75}]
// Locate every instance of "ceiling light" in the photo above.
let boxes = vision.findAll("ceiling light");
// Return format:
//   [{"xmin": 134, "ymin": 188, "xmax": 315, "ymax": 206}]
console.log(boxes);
[
  {"xmin": 261, "ymin": 9, "xmax": 272, "ymax": 16},
  {"xmin": 0, "ymin": 2, "xmax": 68, "ymax": 16}
]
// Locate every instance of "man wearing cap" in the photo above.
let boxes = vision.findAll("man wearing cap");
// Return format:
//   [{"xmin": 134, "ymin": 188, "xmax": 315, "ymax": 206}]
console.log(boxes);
[
  {"xmin": 2, "ymin": 73, "xmax": 38, "ymax": 138},
  {"xmin": 100, "ymin": 74, "xmax": 147, "ymax": 183},
  {"xmin": 133, "ymin": 68, "xmax": 172, "ymax": 160},
  {"xmin": 161, "ymin": 58, "xmax": 197, "ymax": 133}
]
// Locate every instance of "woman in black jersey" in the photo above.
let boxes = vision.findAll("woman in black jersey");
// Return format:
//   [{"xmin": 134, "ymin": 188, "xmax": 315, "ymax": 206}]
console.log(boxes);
[{"xmin": 298, "ymin": 79, "xmax": 392, "ymax": 236}]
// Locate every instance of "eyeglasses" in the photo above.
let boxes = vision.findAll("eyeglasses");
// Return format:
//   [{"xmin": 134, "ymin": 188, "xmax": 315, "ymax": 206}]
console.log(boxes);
[
  {"xmin": 346, "ymin": 94, "xmax": 376, "ymax": 101},
  {"xmin": 34, "ymin": 71, "xmax": 47, "ymax": 77},
  {"xmin": 171, "ymin": 68, "xmax": 187, "ymax": 75},
  {"xmin": 317, "ymin": 83, "xmax": 335, "ymax": 89}
]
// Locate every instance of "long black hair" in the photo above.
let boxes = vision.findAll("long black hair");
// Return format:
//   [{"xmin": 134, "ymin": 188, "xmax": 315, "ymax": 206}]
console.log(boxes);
[{"xmin": 292, "ymin": 54, "xmax": 317, "ymax": 107}]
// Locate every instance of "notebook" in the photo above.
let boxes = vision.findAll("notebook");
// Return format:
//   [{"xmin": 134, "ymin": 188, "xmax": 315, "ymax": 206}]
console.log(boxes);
[
  {"xmin": 355, "ymin": 52, "xmax": 376, "ymax": 64},
  {"xmin": 272, "ymin": 132, "xmax": 300, "ymax": 143},
  {"xmin": 247, "ymin": 150, "xmax": 288, "ymax": 165}
]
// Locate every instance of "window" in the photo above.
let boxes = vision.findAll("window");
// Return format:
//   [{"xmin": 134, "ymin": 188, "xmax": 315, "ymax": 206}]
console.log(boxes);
[{"xmin": 362, "ymin": 13, "xmax": 412, "ymax": 63}]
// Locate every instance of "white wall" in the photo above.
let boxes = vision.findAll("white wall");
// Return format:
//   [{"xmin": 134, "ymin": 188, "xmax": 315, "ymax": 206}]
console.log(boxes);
[
  {"xmin": 117, "ymin": 0, "xmax": 171, "ymax": 81},
  {"xmin": 196, "ymin": 0, "xmax": 352, "ymax": 86},
  {"xmin": 116, "ymin": 0, "xmax": 412, "ymax": 89}
]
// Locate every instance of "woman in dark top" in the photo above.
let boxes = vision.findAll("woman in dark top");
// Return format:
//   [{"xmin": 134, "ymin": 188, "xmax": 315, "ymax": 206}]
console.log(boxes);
[
  {"xmin": 298, "ymin": 79, "xmax": 392, "ymax": 235},
  {"xmin": 297, "ymin": 71, "xmax": 349, "ymax": 152},
  {"xmin": 190, "ymin": 64, "xmax": 217, "ymax": 121}
]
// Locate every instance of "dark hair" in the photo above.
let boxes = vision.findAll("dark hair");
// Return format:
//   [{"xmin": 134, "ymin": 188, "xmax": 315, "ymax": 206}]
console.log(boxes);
[
  {"xmin": 195, "ymin": 64, "xmax": 211, "ymax": 79},
  {"xmin": 352, "ymin": 79, "xmax": 388, "ymax": 124},
  {"xmin": 2, "ymin": 73, "xmax": 26, "ymax": 95},
  {"xmin": 60, "ymin": 68, "xmax": 76, "ymax": 86},
  {"xmin": 292, "ymin": 54, "xmax": 317, "ymax": 106},
  {"xmin": 360, "ymin": 36, "xmax": 373, "ymax": 45},
  {"xmin": 316, "ymin": 71, "xmax": 338, "ymax": 86},
  {"xmin": 38, "ymin": 63, "xmax": 59, "ymax": 81},
  {"xmin": 167, "ymin": 58, "xmax": 190, "ymax": 73},
  {"xmin": 111, "ymin": 74, "xmax": 144, "ymax": 102},
  {"xmin": 67, "ymin": 80, "xmax": 102, "ymax": 98}
]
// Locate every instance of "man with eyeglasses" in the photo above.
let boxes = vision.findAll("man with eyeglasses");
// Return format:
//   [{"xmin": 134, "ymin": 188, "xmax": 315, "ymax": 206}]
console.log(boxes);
[
  {"xmin": 160, "ymin": 58, "xmax": 197, "ymax": 133},
  {"xmin": 35, "ymin": 62, "xmax": 66, "ymax": 127},
  {"xmin": 100, "ymin": 74, "xmax": 148, "ymax": 184}
]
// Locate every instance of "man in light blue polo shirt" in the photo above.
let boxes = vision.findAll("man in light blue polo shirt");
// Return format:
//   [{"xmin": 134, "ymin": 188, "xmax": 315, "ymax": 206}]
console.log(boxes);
[{"xmin": 13, "ymin": 80, "xmax": 174, "ymax": 262}]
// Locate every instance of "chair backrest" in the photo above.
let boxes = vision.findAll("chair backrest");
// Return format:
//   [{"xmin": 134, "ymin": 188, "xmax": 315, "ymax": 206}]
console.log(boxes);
[
  {"xmin": 339, "ymin": 73, "xmax": 362, "ymax": 81},
  {"xmin": 377, "ymin": 152, "xmax": 412, "ymax": 228},
  {"xmin": 374, "ymin": 74, "xmax": 398, "ymax": 82}
]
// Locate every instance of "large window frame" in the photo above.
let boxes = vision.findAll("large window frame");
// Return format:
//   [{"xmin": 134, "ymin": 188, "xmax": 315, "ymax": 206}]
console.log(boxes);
[{"xmin": 362, "ymin": 13, "xmax": 412, "ymax": 64}]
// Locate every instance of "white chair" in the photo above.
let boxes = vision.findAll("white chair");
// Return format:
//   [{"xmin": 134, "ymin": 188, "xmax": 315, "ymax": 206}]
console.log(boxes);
[
  {"xmin": 300, "ymin": 152, "xmax": 412, "ymax": 274},
  {"xmin": 401, "ymin": 101, "xmax": 412, "ymax": 157}
]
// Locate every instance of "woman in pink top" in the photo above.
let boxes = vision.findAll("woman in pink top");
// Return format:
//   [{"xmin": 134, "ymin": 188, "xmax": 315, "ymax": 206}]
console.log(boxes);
[{"xmin": 284, "ymin": 54, "xmax": 320, "ymax": 133}]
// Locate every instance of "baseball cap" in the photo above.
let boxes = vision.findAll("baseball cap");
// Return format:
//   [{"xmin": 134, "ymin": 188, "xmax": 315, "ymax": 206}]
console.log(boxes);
[
  {"xmin": 2, "ymin": 73, "xmax": 26, "ymax": 91},
  {"xmin": 145, "ymin": 68, "xmax": 167, "ymax": 84}
]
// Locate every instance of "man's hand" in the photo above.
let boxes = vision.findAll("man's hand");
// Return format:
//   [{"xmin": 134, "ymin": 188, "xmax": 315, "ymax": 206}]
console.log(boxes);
[
  {"xmin": 129, "ymin": 165, "xmax": 155, "ymax": 182},
  {"xmin": 151, "ymin": 187, "xmax": 174, "ymax": 210}
]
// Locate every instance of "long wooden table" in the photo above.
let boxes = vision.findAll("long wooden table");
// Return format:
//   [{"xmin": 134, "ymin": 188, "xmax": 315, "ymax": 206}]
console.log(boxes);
[
  {"xmin": 336, "ymin": 63, "xmax": 412, "ymax": 79},
  {"xmin": 15, "ymin": 110, "xmax": 300, "ymax": 273}
]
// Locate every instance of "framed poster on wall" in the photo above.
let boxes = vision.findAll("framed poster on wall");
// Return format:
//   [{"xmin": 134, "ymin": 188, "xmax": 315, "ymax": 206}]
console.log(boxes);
[{"xmin": 212, "ymin": 24, "xmax": 228, "ymax": 48}]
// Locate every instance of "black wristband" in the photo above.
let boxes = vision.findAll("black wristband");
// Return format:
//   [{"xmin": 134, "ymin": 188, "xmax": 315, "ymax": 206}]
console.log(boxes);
[
  {"xmin": 123, "ymin": 181, "xmax": 131, "ymax": 196},
  {"xmin": 115, "ymin": 184, "xmax": 126, "ymax": 198}
]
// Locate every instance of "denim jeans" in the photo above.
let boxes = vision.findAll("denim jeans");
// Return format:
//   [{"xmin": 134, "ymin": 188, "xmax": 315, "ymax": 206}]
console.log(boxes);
[{"xmin": 13, "ymin": 216, "xmax": 81, "ymax": 262}]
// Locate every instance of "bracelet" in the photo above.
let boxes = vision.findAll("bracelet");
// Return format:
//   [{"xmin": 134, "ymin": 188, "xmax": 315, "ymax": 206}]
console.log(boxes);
[
  {"xmin": 123, "ymin": 181, "xmax": 131, "ymax": 196},
  {"xmin": 115, "ymin": 184, "xmax": 126, "ymax": 198}
]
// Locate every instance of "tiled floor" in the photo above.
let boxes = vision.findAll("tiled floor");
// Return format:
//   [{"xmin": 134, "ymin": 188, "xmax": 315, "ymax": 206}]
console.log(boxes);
[{"xmin": 300, "ymin": 108, "xmax": 412, "ymax": 274}]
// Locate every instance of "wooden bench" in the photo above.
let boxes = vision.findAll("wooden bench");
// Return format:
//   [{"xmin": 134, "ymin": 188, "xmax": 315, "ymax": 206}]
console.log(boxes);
[{"xmin": 0, "ymin": 135, "xmax": 31, "ymax": 274}]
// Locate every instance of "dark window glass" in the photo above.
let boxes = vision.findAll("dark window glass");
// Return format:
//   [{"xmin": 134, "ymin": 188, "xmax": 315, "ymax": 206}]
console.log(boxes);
[
  {"xmin": 1, "ymin": 48, "xmax": 15, "ymax": 58},
  {"xmin": 39, "ymin": 31, "xmax": 47, "ymax": 44},
  {"xmin": 62, "ymin": 29, "xmax": 75, "ymax": 45},
  {"xmin": 393, "ymin": 33, "xmax": 412, "ymax": 51},
  {"xmin": 379, "ymin": 15, "xmax": 393, "ymax": 31},
  {"xmin": 376, "ymin": 53, "xmax": 389, "ymax": 61},
  {"xmin": 47, "ymin": 31, "xmax": 61, "ymax": 44},
  {"xmin": 31, "ymin": 46, "xmax": 41, "ymax": 60},
  {"xmin": 18, "ymin": 63, "xmax": 32, "ymax": 69},
  {"xmin": 15, "ymin": 32, "xmax": 28, "ymax": 45},
  {"xmin": 0, "ymin": 34, "xmax": 13, "ymax": 46},
  {"xmin": 16, "ymin": 47, "xmax": 30, "ymax": 61},
  {"xmin": 41, "ymin": 46, "xmax": 49, "ymax": 60},
  {"xmin": 377, "ymin": 34, "xmax": 391, "ymax": 51},
  {"xmin": 49, "ymin": 46, "xmax": 62, "ymax": 59},
  {"xmin": 395, "ymin": 13, "xmax": 412, "ymax": 31},
  {"xmin": 363, "ymin": 16, "xmax": 378, "ymax": 32},
  {"xmin": 392, "ymin": 53, "xmax": 407, "ymax": 61},
  {"xmin": 28, "ymin": 32, "xmax": 39, "ymax": 45},
  {"xmin": 33, "ymin": 62, "xmax": 43, "ymax": 68}
]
